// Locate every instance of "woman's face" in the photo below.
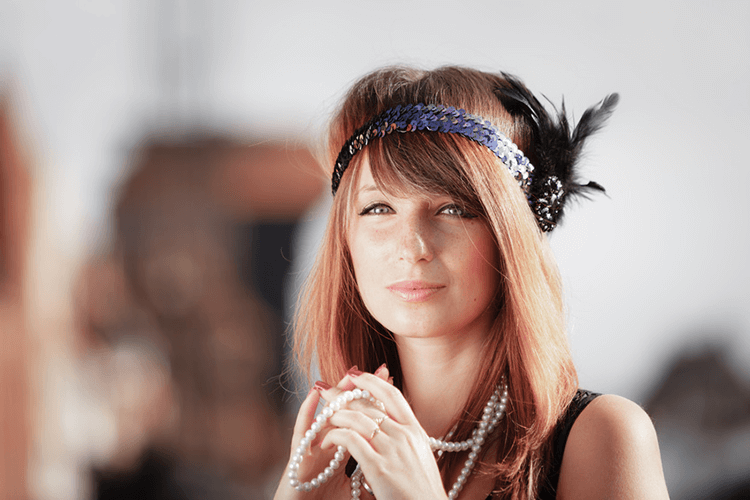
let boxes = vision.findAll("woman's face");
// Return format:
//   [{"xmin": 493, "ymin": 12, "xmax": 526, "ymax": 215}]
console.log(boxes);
[{"xmin": 347, "ymin": 160, "xmax": 501, "ymax": 343}]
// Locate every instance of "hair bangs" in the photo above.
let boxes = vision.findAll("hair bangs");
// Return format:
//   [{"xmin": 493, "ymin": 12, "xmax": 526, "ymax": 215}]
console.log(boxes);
[{"xmin": 364, "ymin": 131, "xmax": 487, "ymax": 218}]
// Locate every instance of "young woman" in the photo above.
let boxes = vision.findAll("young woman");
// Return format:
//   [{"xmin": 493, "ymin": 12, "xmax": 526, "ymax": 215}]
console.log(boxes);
[{"xmin": 275, "ymin": 66, "xmax": 670, "ymax": 499}]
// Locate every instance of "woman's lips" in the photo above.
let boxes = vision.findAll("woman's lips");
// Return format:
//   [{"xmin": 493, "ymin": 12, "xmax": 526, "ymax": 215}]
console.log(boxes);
[{"xmin": 386, "ymin": 280, "xmax": 445, "ymax": 302}]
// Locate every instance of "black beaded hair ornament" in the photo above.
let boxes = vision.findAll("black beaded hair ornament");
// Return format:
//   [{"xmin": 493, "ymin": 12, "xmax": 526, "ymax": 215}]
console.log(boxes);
[{"xmin": 331, "ymin": 72, "xmax": 619, "ymax": 232}]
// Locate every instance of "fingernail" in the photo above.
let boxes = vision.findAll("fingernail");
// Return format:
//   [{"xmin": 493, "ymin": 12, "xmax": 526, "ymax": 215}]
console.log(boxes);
[
  {"xmin": 314, "ymin": 380, "xmax": 332, "ymax": 391},
  {"xmin": 347, "ymin": 367, "xmax": 363, "ymax": 377},
  {"xmin": 374, "ymin": 363, "xmax": 387, "ymax": 376},
  {"xmin": 387, "ymin": 376, "xmax": 394, "ymax": 385}
]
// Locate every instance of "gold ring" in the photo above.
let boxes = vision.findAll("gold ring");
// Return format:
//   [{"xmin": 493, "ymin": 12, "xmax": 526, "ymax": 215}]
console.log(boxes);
[{"xmin": 369, "ymin": 426, "xmax": 381, "ymax": 441}]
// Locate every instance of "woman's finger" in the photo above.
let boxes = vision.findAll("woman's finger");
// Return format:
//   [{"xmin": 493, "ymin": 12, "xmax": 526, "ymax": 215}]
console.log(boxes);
[
  {"xmin": 374, "ymin": 364, "xmax": 389, "ymax": 381},
  {"xmin": 291, "ymin": 388, "xmax": 322, "ymax": 452},
  {"xmin": 327, "ymin": 408, "xmax": 390, "ymax": 447},
  {"xmin": 319, "ymin": 427, "xmax": 380, "ymax": 465},
  {"xmin": 312, "ymin": 365, "xmax": 360, "ymax": 405},
  {"xmin": 347, "ymin": 371, "xmax": 418, "ymax": 426},
  {"xmin": 314, "ymin": 364, "xmax": 387, "ymax": 405}
]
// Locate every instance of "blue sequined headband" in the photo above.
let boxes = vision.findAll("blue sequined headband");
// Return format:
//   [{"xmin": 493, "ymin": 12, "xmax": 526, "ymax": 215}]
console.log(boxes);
[
  {"xmin": 332, "ymin": 103, "xmax": 535, "ymax": 194},
  {"xmin": 332, "ymin": 103, "xmax": 564, "ymax": 231}
]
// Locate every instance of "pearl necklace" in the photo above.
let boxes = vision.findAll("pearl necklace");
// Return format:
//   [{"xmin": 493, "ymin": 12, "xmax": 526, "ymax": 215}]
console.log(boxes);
[{"xmin": 287, "ymin": 380, "xmax": 509, "ymax": 499}]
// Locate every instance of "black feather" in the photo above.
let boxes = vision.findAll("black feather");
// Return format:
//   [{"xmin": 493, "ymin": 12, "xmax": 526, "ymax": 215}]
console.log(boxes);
[{"xmin": 495, "ymin": 74, "xmax": 618, "ymax": 229}]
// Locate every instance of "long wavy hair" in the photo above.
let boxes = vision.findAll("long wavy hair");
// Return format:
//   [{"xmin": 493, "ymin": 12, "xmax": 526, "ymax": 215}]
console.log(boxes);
[{"xmin": 293, "ymin": 66, "xmax": 579, "ymax": 499}]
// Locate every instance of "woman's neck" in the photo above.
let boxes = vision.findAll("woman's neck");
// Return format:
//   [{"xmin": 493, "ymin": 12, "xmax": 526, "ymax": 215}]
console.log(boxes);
[{"xmin": 396, "ymin": 331, "xmax": 485, "ymax": 438}]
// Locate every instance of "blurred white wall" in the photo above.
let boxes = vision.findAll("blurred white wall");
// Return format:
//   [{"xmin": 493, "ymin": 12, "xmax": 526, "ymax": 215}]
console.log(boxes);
[{"xmin": 1, "ymin": 0, "xmax": 749, "ymax": 496}]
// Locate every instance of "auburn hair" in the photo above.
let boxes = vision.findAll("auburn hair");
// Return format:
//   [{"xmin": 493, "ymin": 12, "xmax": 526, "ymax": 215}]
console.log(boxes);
[{"xmin": 293, "ymin": 66, "xmax": 578, "ymax": 499}]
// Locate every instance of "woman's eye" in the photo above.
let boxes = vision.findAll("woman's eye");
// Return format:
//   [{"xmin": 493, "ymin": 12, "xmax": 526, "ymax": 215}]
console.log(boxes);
[
  {"xmin": 439, "ymin": 204, "xmax": 476, "ymax": 218},
  {"xmin": 360, "ymin": 203, "xmax": 393, "ymax": 215}
]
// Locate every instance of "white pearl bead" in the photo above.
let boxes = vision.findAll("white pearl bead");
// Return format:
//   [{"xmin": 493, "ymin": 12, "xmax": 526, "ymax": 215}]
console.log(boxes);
[
  {"xmin": 324, "ymin": 466, "xmax": 333, "ymax": 476},
  {"xmin": 305, "ymin": 430, "xmax": 315, "ymax": 440},
  {"xmin": 334, "ymin": 451, "xmax": 345, "ymax": 461},
  {"xmin": 311, "ymin": 422, "xmax": 321, "ymax": 433},
  {"xmin": 362, "ymin": 390, "xmax": 370, "ymax": 399},
  {"xmin": 352, "ymin": 388, "xmax": 362, "ymax": 398},
  {"xmin": 316, "ymin": 414, "xmax": 326, "ymax": 424},
  {"xmin": 310, "ymin": 478, "xmax": 319, "ymax": 488},
  {"xmin": 289, "ymin": 461, "xmax": 299, "ymax": 471},
  {"xmin": 289, "ymin": 478, "xmax": 299, "ymax": 487},
  {"xmin": 345, "ymin": 391, "xmax": 354, "ymax": 402},
  {"xmin": 322, "ymin": 407, "xmax": 334, "ymax": 418}
]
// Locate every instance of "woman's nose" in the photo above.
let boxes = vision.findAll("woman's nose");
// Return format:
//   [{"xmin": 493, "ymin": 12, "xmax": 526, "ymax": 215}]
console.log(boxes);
[{"xmin": 398, "ymin": 218, "xmax": 434, "ymax": 263}]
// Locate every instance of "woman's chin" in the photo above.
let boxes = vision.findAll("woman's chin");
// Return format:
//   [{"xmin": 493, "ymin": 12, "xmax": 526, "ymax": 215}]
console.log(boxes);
[{"xmin": 378, "ymin": 317, "xmax": 453, "ymax": 340}]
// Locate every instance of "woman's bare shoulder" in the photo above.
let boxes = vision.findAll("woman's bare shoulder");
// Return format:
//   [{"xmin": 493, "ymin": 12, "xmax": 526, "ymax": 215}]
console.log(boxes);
[{"xmin": 556, "ymin": 394, "xmax": 670, "ymax": 499}]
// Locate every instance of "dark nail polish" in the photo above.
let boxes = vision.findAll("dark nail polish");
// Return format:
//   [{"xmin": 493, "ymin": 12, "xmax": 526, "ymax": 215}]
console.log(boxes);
[{"xmin": 314, "ymin": 380, "xmax": 332, "ymax": 391}]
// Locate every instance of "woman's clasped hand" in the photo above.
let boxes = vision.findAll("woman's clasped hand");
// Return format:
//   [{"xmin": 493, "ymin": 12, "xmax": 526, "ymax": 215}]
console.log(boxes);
[{"xmin": 274, "ymin": 365, "xmax": 449, "ymax": 500}]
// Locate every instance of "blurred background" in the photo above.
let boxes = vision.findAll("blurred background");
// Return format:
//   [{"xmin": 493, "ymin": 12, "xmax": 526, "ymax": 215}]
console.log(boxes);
[{"xmin": 0, "ymin": 1, "xmax": 748, "ymax": 499}]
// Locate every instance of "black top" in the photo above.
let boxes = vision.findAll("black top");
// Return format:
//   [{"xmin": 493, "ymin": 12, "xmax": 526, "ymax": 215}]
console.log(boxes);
[{"xmin": 487, "ymin": 389, "xmax": 601, "ymax": 500}]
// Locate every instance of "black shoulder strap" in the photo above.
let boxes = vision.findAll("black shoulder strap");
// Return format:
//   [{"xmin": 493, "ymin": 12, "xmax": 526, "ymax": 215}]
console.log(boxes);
[{"xmin": 538, "ymin": 389, "xmax": 601, "ymax": 499}]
